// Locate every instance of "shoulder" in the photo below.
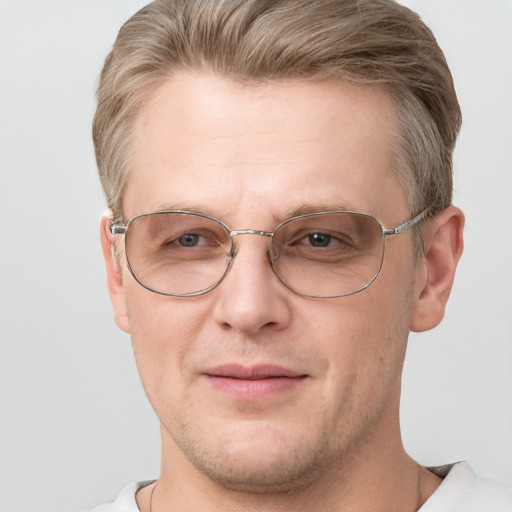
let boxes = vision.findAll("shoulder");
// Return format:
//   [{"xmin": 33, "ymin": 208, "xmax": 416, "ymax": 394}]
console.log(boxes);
[
  {"xmin": 420, "ymin": 462, "xmax": 512, "ymax": 511},
  {"xmin": 88, "ymin": 481, "xmax": 155, "ymax": 512}
]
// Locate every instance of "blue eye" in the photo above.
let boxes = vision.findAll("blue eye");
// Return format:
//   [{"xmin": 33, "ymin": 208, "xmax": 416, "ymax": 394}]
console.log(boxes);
[
  {"xmin": 178, "ymin": 233, "xmax": 202, "ymax": 247},
  {"xmin": 307, "ymin": 233, "xmax": 332, "ymax": 247}
]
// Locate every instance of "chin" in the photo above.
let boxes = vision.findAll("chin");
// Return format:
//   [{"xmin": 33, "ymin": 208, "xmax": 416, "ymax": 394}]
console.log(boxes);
[
  {"xmin": 173, "ymin": 422, "xmax": 336, "ymax": 494},
  {"xmin": 194, "ymin": 453, "xmax": 328, "ymax": 495}
]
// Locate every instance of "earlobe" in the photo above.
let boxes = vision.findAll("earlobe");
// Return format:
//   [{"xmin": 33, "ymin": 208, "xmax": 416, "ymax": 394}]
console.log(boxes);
[
  {"xmin": 410, "ymin": 206, "xmax": 464, "ymax": 333},
  {"xmin": 100, "ymin": 213, "xmax": 131, "ymax": 334}
]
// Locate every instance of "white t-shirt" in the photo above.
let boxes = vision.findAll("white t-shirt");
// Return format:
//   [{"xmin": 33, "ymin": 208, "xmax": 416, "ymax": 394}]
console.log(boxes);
[{"xmin": 89, "ymin": 462, "xmax": 512, "ymax": 511}]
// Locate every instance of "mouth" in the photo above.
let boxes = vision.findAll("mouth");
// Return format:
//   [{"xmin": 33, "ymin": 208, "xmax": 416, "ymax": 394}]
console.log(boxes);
[{"xmin": 202, "ymin": 364, "xmax": 308, "ymax": 399}]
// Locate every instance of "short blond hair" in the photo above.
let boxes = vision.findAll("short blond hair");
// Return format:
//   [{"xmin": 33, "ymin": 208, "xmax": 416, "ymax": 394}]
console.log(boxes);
[{"xmin": 93, "ymin": 0, "xmax": 461, "ymax": 231}]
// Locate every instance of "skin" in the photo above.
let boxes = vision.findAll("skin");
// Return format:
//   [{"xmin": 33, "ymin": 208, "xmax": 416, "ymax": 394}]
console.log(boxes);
[{"xmin": 101, "ymin": 73, "xmax": 464, "ymax": 511}]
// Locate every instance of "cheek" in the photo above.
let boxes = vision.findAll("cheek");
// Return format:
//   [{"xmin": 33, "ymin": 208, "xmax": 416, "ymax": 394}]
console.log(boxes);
[
  {"xmin": 125, "ymin": 288, "xmax": 208, "ymax": 402},
  {"xmin": 307, "ymin": 262, "xmax": 415, "ymax": 403}
]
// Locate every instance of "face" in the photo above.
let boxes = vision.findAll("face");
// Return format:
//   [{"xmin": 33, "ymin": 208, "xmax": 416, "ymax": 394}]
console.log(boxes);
[{"xmin": 105, "ymin": 74, "xmax": 425, "ymax": 492}]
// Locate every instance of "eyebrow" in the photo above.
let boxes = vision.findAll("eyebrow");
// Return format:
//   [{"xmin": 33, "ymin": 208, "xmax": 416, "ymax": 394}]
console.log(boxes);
[
  {"xmin": 144, "ymin": 200, "xmax": 364, "ymax": 223},
  {"xmin": 286, "ymin": 202, "xmax": 359, "ymax": 217},
  {"xmin": 151, "ymin": 203, "xmax": 211, "ymax": 215}
]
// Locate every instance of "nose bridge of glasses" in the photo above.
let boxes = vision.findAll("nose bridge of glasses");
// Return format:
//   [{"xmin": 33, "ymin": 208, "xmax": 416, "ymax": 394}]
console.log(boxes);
[
  {"xmin": 230, "ymin": 229, "xmax": 273, "ymax": 238},
  {"xmin": 228, "ymin": 229, "xmax": 275, "ymax": 263}
]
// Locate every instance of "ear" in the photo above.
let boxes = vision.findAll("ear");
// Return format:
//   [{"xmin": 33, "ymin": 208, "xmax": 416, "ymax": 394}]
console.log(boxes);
[
  {"xmin": 100, "ymin": 213, "xmax": 130, "ymax": 334},
  {"xmin": 410, "ymin": 206, "xmax": 464, "ymax": 332}
]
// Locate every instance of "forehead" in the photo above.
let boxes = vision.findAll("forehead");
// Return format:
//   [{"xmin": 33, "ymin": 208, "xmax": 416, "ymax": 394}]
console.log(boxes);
[{"xmin": 125, "ymin": 73, "xmax": 404, "ymax": 222}]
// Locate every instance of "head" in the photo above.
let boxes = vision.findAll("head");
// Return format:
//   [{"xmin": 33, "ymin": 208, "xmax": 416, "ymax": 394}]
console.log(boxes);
[{"xmin": 94, "ymin": 0, "xmax": 464, "ymax": 497}]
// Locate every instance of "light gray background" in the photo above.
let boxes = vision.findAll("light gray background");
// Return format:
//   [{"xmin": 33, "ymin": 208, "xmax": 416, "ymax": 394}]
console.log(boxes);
[{"xmin": 0, "ymin": 1, "xmax": 511, "ymax": 511}]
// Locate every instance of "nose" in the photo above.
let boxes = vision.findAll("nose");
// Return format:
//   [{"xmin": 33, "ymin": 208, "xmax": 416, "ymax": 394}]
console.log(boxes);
[{"xmin": 212, "ymin": 235, "xmax": 292, "ymax": 335}]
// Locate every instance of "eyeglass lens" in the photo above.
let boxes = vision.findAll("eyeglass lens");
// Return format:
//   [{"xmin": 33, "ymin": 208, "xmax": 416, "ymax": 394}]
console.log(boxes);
[{"xmin": 124, "ymin": 212, "xmax": 385, "ymax": 297}]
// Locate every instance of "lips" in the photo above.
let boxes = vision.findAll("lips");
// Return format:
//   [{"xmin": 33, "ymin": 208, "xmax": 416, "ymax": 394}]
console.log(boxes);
[
  {"xmin": 202, "ymin": 364, "xmax": 307, "ymax": 399},
  {"xmin": 205, "ymin": 364, "xmax": 305, "ymax": 379}
]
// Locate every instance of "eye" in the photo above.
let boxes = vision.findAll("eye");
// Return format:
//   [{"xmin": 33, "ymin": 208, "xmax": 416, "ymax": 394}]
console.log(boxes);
[
  {"xmin": 166, "ymin": 228, "xmax": 226, "ymax": 250},
  {"xmin": 177, "ymin": 233, "xmax": 205, "ymax": 247},
  {"xmin": 305, "ymin": 233, "xmax": 332, "ymax": 247},
  {"xmin": 299, "ymin": 231, "xmax": 350, "ymax": 249}
]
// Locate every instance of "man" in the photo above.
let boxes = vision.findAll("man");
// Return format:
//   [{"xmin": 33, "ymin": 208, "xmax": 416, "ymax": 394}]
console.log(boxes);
[{"xmin": 91, "ymin": 0, "xmax": 511, "ymax": 510}]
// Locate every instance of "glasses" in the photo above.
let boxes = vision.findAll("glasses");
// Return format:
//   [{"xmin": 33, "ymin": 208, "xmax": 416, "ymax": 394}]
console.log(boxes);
[{"xmin": 110, "ymin": 209, "xmax": 428, "ymax": 298}]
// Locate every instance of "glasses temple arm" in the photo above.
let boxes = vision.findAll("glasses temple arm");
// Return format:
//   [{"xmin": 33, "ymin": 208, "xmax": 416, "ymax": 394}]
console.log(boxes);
[
  {"xmin": 383, "ymin": 208, "xmax": 430, "ymax": 236},
  {"xmin": 110, "ymin": 220, "xmax": 127, "ymax": 235}
]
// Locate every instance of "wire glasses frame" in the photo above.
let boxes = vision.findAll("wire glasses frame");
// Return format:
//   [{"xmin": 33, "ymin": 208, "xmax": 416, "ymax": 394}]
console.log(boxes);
[{"xmin": 110, "ymin": 208, "xmax": 429, "ymax": 299}]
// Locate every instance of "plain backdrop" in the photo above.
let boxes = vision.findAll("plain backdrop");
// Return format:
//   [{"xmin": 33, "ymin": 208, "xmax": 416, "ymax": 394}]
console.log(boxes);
[{"xmin": 0, "ymin": 1, "xmax": 511, "ymax": 511}]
